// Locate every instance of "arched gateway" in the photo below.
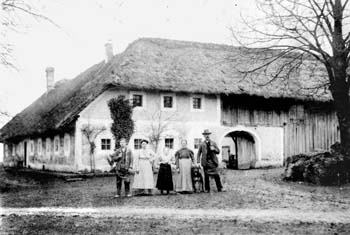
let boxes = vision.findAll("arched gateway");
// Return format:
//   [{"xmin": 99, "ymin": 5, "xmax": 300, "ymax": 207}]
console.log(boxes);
[{"xmin": 220, "ymin": 127, "xmax": 261, "ymax": 169}]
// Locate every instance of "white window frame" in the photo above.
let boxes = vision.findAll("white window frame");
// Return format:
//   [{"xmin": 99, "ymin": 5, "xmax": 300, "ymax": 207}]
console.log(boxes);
[
  {"xmin": 20, "ymin": 142, "xmax": 24, "ymax": 156},
  {"xmin": 190, "ymin": 94, "xmax": 205, "ymax": 112},
  {"xmin": 130, "ymin": 91, "xmax": 146, "ymax": 110},
  {"xmin": 54, "ymin": 136, "xmax": 60, "ymax": 154},
  {"xmin": 16, "ymin": 144, "xmax": 19, "ymax": 156},
  {"xmin": 161, "ymin": 93, "xmax": 176, "ymax": 111},
  {"xmin": 64, "ymin": 134, "xmax": 70, "ymax": 156},
  {"xmin": 46, "ymin": 138, "xmax": 51, "ymax": 154},
  {"xmin": 38, "ymin": 138, "xmax": 42, "ymax": 156},
  {"xmin": 194, "ymin": 138, "xmax": 203, "ymax": 149},
  {"xmin": 164, "ymin": 137, "xmax": 175, "ymax": 149},
  {"xmin": 100, "ymin": 138, "xmax": 112, "ymax": 151},
  {"xmin": 30, "ymin": 140, "xmax": 34, "ymax": 155},
  {"xmin": 133, "ymin": 138, "xmax": 143, "ymax": 150}
]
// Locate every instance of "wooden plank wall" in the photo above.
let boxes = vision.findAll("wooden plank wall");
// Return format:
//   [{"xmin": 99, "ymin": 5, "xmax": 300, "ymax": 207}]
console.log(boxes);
[{"xmin": 221, "ymin": 98, "xmax": 340, "ymax": 160}]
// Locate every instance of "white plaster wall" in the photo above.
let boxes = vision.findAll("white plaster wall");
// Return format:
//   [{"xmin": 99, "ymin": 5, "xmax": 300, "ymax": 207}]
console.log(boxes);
[
  {"xmin": 216, "ymin": 125, "xmax": 284, "ymax": 168},
  {"xmin": 74, "ymin": 117, "xmax": 222, "ymax": 171},
  {"xmin": 73, "ymin": 89, "xmax": 283, "ymax": 171},
  {"xmin": 74, "ymin": 88, "xmax": 222, "ymax": 172},
  {"xmin": 80, "ymin": 88, "xmax": 220, "ymax": 124},
  {"xmin": 74, "ymin": 117, "xmax": 114, "ymax": 172},
  {"xmin": 254, "ymin": 126, "xmax": 284, "ymax": 167}
]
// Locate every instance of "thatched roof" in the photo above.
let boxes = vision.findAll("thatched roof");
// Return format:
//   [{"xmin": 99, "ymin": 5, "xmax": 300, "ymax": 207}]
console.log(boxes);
[{"xmin": 0, "ymin": 38, "xmax": 331, "ymax": 141}]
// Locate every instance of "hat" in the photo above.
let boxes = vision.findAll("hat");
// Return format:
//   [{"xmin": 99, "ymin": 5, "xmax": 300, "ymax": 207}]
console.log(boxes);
[
  {"xmin": 140, "ymin": 139, "xmax": 149, "ymax": 144},
  {"xmin": 202, "ymin": 129, "xmax": 212, "ymax": 135}
]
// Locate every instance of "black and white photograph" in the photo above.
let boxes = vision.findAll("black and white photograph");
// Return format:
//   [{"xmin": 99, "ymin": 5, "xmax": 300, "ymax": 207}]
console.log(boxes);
[{"xmin": 0, "ymin": 0, "xmax": 350, "ymax": 234}]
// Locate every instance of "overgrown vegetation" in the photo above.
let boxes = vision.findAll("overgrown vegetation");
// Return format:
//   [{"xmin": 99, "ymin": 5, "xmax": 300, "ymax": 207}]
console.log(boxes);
[{"xmin": 108, "ymin": 95, "xmax": 134, "ymax": 149}]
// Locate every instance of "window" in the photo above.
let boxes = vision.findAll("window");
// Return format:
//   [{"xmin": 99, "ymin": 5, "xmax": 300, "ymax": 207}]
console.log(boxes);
[
  {"xmin": 54, "ymin": 136, "xmax": 60, "ymax": 153},
  {"xmin": 132, "ymin": 94, "xmax": 143, "ymax": 107},
  {"xmin": 101, "ymin": 139, "xmax": 111, "ymax": 150},
  {"xmin": 134, "ymin": 139, "xmax": 142, "ymax": 150},
  {"xmin": 46, "ymin": 138, "xmax": 51, "ymax": 154},
  {"xmin": 161, "ymin": 94, "xmax": 176, "ymax": 111},
  {"xmin": 30, "ymin": 140, "xmax": 34, "ymax": 155},
  {"xmin": 38, "ymin": 139, "xmax": 42, "ymax": 155},
  {"xmin": 165, "ymin": 138, "xmax": 174, "ymax": 149},
  {"xmin": 164, "ymin": 96, "xmax": 173, "ymax": 108},
  {"xmin": 194, "ymin": 138, "xmax": 202, "ymax": 149},
  {"xmin": 193, "ymin": 97, "xmax": 202, "ymax": 109},
  {"xmin": 64, "ymin": 134, "xmax": 70, "ymax": 156}
]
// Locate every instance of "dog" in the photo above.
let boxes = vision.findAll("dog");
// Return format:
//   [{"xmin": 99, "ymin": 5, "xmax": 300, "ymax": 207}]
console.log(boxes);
[{"xmin": 191, "ymin": 166, "xmax": 204, "ymax": 193}]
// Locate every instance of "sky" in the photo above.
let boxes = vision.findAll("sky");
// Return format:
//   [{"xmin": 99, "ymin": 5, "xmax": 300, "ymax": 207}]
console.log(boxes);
[{"xmin": 0, "ymin": 0, "xmax": 258, "ymax": 127}]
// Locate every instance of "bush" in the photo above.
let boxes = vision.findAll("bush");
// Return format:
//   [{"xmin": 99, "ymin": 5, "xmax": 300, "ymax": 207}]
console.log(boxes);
[
  {"xmin": 108, "ymin": 96, "xmax": 134, "ymax": 149},
  {"xmin": 283, "ymin": 142, "xmax": 350, "ymax": 185}
]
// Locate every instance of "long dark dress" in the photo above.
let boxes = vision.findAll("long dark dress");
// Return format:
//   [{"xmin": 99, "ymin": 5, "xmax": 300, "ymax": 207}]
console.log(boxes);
[
  {"xmin": 156, "ymin": 153, "xmax": 174, "ymax": 191},
  {"xmin": 156, "ymin": 163, "xmax": 173, "ymax": 191}
]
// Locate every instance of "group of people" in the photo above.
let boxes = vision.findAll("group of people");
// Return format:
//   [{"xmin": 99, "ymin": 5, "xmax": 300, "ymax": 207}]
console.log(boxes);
[{"xmin": 107, "ymin": 129, "xmax": 223, "ymax": 198}]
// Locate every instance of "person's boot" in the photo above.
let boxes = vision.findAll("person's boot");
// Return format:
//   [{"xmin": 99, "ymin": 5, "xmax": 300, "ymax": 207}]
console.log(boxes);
[
  {"xmin": 115, "ymin": 188, "xmax": 121, "ymax": 198},
  {"xmin": 125, "ymin": 182, "xmax": 132, "ymax": 197}
]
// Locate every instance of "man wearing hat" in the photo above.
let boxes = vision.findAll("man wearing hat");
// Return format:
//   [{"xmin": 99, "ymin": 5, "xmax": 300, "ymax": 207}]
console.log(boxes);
[{"xmin": 197, "ymin": 129, "xmax": 223, "ymax": 192}]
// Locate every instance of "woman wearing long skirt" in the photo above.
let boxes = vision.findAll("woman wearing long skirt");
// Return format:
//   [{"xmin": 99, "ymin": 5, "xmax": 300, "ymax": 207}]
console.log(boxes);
[
  {"xmin": 175, "ymin": 140, "xmax": 194, "ymax": 193},
  {"xmin": 132, "ymin": 140, "xmax": 156, "ymax": 195},
  {"xmin": 156, "ymin": 147, "xmax": 175, "ymax": 195}
]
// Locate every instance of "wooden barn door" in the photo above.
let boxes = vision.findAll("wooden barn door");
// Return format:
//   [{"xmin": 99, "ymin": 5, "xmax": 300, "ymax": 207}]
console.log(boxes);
[{"xmin": 233, "ymin": 132, "xmax": 256, "ymax": 169}]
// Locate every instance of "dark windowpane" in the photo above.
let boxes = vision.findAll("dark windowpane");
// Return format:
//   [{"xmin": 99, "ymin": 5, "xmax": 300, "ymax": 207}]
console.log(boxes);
[
  {"xmin": 194, "ymin": 138, "xmax": 202, "ymax": 149},
  {"xmin": 163, "ymin": 96, "xmax": 173, "ymax": 108},
  {"xmin": 101, "ymin": 139, "xmax": 111, "ymax": 150},
  {"xmin": 134, "ymin": 139, "xmax": 142, "ymax": 150},
  {"xmin": 193, "ymin": 98, "xmax": 202, "ymax": 109},
  {"xmin": 165, "ymin": 138, "xmax": 174, "ymax": 149},
  {"xmin": 133, "ymin": 95, "xmax": 143, "ymax": 107}
]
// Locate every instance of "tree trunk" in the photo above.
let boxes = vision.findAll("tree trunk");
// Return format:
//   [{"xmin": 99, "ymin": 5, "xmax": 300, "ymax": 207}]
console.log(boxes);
[
  {"xmin": 330, "ymin": 77, "xmax": 350, "ymax": 157},
  {"xmin": 330, "ymin": 0, "xmax": 350, "ymax": 157}
]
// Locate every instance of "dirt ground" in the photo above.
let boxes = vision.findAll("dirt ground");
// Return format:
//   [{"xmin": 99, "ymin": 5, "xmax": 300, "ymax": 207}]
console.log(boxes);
[{"xmin": 1, "ymin": 167, "xmax": 350, "ymax": 234}]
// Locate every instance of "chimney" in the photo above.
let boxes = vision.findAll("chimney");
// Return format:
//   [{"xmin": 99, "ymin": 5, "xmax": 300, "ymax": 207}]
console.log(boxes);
[
  {"xmin": 46, "ymin": 67, "xmax": 55, "ymax": 91},
  {"xmin": 104, "ymin": 42, "xmax": 114, "ymax": 62}
]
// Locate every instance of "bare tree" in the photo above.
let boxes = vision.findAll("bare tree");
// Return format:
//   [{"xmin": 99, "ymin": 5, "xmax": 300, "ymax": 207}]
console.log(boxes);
[
  {"xmin": 81, "ymin": 123, "xmax": 106, "ymax": 172},
  {"xmin": 232, "ymin": 0, "xmax": 350, "ymax": 156},
  {"xmin": 144, "ymin": 110, "xmax": 181, "ymax": 153},
  {"xmin": 0, "ymin": 0, "xmax": 59, "ymax": 69}
]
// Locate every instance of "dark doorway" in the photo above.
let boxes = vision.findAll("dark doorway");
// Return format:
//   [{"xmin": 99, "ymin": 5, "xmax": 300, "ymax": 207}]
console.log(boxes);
[{"xmin": 222, "ymin": 131, "xmax": 256, "ymax": 170}]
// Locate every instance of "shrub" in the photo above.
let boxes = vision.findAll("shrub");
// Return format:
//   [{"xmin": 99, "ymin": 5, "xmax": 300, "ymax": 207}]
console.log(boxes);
[{"xmin": 108, "ymin": 96, "xmax": 134, "ymax": 149}]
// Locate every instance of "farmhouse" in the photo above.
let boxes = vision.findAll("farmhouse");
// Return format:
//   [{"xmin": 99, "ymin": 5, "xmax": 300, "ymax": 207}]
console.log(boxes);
[{"xmin": 0, "ymin": 38, "xmax": 339, "ymax": 172}]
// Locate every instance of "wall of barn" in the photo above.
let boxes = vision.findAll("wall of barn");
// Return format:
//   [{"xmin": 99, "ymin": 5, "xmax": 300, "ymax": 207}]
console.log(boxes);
[
  {"xmin": 221, "ymin": 95, "xmax": 340, "ymax": 161},
  {"xmin": 2, "ymin": 131, "xmax": 76, "ymax": 171}
]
